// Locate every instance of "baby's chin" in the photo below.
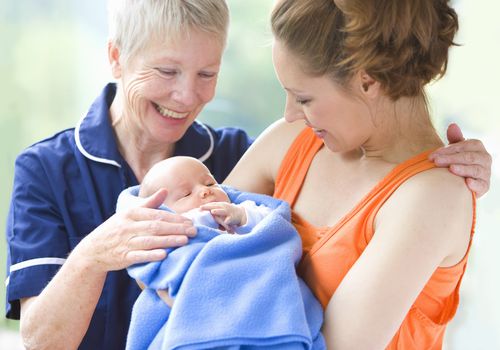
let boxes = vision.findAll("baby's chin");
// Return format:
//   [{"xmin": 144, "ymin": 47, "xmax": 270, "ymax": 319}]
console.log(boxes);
[{"xmin": 220, "ymin": 195, "xmax": 231, "ymax": 203}]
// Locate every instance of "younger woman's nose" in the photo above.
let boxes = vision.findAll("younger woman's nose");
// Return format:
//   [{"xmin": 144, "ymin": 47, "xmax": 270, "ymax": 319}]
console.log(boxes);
[{"xmin": 283, "ymin": 96, "xmax": 305, "ymax": 123}]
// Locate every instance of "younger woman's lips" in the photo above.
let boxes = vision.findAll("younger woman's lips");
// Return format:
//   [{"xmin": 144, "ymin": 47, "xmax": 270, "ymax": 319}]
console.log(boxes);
[{"xmin": 313, "ymin": 129, "xmax": 326, "ymax": 139}]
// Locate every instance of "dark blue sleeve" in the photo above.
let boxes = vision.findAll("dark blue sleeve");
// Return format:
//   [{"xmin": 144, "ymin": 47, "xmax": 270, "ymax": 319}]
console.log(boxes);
[
  {"xmin": 204, "ymin": 127, "xmax": 253, "ymax": 183},
  {"xmin": 5, "ymin": 151, "xmax": 71, "ymax": 319}
]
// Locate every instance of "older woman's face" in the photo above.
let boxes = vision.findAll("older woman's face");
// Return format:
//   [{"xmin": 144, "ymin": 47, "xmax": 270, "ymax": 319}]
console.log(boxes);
[{"xmin": 115, "ymin": 30, "xmax": 224, "ymax": 144}]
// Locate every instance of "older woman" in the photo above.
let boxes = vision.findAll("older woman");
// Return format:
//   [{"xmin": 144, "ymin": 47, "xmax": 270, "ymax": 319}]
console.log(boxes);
[
  {"xmin": 5, "ymin": 1, "xmax": 251, "ymax": 349},
  {"xmin": 4, "ymin": 0, "xmax": 492, "ymax": 349}
]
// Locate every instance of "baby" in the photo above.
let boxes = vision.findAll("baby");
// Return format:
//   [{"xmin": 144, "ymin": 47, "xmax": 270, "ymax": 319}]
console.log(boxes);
[
  {"xmin": 139, "ymin": 156, "xmax": 271, "ymax": 233},
  {"xmin": 133, "ymin": 156, "xmax": 273, "ymax": 306},
  {"xmin": 125, "ymin": 157, "xmax": 325, "ymax": 350}
]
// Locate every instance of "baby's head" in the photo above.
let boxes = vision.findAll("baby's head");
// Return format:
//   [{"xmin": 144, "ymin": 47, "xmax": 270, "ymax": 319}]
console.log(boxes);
[{"xmin": 139, "ymin": 156, "xmax": 230, "ymax": 213}]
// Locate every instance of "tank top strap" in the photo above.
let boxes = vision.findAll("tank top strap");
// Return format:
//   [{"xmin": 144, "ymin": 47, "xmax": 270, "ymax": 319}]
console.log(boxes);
[
  {"xmin": 362, "ymin": 150, "xmax": 451, "ymax": 237},
  {"xmin": 274, "ymin": 128, "xmax": 323, "ymax": 206}
]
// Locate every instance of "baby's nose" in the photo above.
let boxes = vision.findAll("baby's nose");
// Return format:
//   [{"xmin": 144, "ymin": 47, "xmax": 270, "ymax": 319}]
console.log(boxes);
[{"xmin": 200, "ymin": 187, "xmax": 212, "ymax": 198}]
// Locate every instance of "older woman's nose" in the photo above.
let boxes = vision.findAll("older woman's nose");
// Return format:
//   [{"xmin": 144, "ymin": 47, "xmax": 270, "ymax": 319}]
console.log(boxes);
[{"xmin": 171, "ymin": 76, "xmax": 198, "ymax": 107}]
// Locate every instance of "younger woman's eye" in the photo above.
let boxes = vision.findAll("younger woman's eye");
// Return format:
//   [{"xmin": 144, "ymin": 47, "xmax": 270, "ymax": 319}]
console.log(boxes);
[{"xmin": 295, "ymin": 98, "xmax": 311, "ymax": 105}]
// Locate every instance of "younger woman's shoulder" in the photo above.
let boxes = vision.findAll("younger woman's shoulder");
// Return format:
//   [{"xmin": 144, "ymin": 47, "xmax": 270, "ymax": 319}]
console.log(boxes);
[
  {"xmin": 256, "ymin": 118, "xmax": 306, "ymax": 151},
  {"xmin": 387, "ymin": 166, "xmax": 474, "ymax": 224},
  {"xmin": 403, "ymin": 167, "xmax": 473, "ymax": 204},
  {"xmin": 223, "ymin": 119, "xmax": 306, "ymax": 194},
  {"xmin": 379, "ymin": 166, "xmax": 474, "ymax": 265},
  {"xmin": 253, "ymin": 118, "xmax": 307, "ymax": 171}
]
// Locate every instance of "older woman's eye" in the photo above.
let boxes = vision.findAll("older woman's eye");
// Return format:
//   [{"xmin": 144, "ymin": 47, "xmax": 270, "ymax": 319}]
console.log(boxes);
[
  {"xmin": 199, "ymin": 71, "xmax": 217, "ymax": 79},
  {"xmin": 156, "ymin": 68, "xmax": 177, "ymax": 76}
]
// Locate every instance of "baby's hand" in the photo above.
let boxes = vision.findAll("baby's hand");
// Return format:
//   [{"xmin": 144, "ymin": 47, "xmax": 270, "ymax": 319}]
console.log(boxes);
[
  {"xmin": 200, "ymin": 202, "xmax": 247, "ymax": 232},
  {"xmin": 157, "ymin": 289, "xmax": 174, "ymax": 308}
]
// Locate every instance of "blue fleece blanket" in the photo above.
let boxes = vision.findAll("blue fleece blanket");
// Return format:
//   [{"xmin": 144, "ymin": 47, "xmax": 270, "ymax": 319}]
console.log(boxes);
[{"xmin": 118, "ymin": 185, "xmax": 325, "ymax": 350}]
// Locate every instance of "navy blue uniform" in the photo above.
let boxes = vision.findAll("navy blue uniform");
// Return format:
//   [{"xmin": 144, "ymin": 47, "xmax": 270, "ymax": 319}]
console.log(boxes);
[{"xmin": 5, "ymin": 83, "xmax": 252, "ymax": 349}]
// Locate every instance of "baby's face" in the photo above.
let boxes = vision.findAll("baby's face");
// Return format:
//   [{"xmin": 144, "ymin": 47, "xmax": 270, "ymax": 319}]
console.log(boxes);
[{"xmin": 162, "ymin": 159, "xmax": 230, "ymax": 213}]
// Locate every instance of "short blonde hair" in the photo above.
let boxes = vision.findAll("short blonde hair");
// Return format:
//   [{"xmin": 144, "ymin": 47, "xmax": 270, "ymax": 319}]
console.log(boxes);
[{"xmin": 108, "ymin": 0, "xmax": 229, "ymax": 63}]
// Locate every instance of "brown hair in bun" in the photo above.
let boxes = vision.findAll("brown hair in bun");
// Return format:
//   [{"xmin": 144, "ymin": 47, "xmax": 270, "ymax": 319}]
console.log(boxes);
[{"xmin": 271, "ymin": 0, "xmax": 459, "ymax": 100}]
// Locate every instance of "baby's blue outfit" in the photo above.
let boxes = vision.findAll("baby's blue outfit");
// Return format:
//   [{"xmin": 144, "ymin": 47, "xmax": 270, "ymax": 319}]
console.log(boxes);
[{"xmin": 117, "ymin": 185, "xmax": 326, "ymax": 350}]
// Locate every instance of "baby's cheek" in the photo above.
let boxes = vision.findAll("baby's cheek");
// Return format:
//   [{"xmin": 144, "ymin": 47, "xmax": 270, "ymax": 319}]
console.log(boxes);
[
  {"xmin": 168, "ymin": 201, "xmax": 185, "ymax": 213},
  {"xmin": 218, "ymin": 191, "xmax": 231, "ymax": 203}
]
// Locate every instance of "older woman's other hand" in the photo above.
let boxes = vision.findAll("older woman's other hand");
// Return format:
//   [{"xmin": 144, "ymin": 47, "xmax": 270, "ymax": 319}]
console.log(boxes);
[
  {"xmin": 75, "ymin": 189, "xmax": 196, "ymax": 273},
  {"xmin": 429, "ymin": 123, "xmax": 492, "ymax": 197}
]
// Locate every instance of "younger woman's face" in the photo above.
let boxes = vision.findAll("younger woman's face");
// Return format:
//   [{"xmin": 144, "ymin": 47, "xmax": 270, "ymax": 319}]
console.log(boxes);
[{"xmin": 272, "ymin": 40, "xmax": 373, "ymax": 153}]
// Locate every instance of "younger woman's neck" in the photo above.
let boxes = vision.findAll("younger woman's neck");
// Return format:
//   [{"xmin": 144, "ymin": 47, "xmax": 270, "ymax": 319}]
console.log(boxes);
[{"xmin": 362, "ymin": 95, "xmax": 443, "ymax": 163}]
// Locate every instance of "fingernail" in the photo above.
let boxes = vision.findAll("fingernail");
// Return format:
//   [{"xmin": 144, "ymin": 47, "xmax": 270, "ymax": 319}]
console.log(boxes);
[
  {"xmin": 186, "ymin": 227, "xmax": 197, "ymax": 236},
  {"xmin": 432, "ymin": 157, "xmax": 445, "ymax": 165},
  {"xmin": 175, "ymin": 236, "xmax": 186, "ymax": 244},
  {"xmin": 450, "ymin": 164, "xmax": 461, "ymax": 173},
  {"xmin": 183, "ymin": 220, "xmax": 192, "ymax": 225}
]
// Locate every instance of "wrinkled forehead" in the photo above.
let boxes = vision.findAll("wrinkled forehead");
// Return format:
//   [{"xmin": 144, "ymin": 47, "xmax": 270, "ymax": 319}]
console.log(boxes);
[{"xmin": 137, "ymin": 30, "xmax": 225, "ymax": 67}]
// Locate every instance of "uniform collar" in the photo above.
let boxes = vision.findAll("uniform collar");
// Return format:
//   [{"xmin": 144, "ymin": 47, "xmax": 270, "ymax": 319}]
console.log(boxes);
[
  {"xmin": 75, "ymin": 83, "xmax": 215, "ymax": 167},
  {"xmin": 174, "ymin": 120, "xmax": 214, "ymax": 162},
  {"xmin": 75, "ymin": 83, "xmax": 123, "ymax": 167}
]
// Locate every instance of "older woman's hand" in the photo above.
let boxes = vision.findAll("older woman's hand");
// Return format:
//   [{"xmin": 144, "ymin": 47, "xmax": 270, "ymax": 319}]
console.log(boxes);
[
  {"xmin": 75, "ymin": 189, "xmax": 196, "ymax": 273},
  {"xmin": 429, "ymin": 123, "xmax": 492, "ymax": 197}
]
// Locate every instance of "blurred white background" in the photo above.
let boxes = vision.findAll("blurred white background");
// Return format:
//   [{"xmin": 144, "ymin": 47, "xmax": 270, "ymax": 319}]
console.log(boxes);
[
  {"xmin": 425, "ymin": 1, "xmax": 500, "ymax": 348},
  {"xmin": 1, "ymin": 1, "xmax": 498, "ymax": 348}
]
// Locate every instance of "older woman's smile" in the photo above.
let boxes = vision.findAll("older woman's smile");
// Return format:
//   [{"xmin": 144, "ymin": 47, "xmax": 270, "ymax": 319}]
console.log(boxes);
[{"xmin": 154, "ymin": 103, "xmax": 189, "ymax": 119}]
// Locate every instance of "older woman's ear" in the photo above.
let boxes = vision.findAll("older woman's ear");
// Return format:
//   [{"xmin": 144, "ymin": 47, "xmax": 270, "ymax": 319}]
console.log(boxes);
[{"xmin": 108, "ymin": 41, "xmax": 122, "ymax": 79}]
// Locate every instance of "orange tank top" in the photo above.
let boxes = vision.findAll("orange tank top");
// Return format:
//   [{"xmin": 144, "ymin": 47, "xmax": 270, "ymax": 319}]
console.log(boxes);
[{"xmin": 274, "ymin": 128, "xmax": 476, "ymax": 349}]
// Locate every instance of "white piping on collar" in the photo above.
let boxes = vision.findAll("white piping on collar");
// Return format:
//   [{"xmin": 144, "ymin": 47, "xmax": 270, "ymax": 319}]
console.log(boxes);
[
  {"xmin": 75, "ymin": 114, "xmax": 214, "ymax": 167},
  {"xmin": 75, "ymin": 113, "xmax": 122, "ymax": 168},
  {"xmin": 195, "ymin": 121, "xmax": 214, "ymax": 163}
]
